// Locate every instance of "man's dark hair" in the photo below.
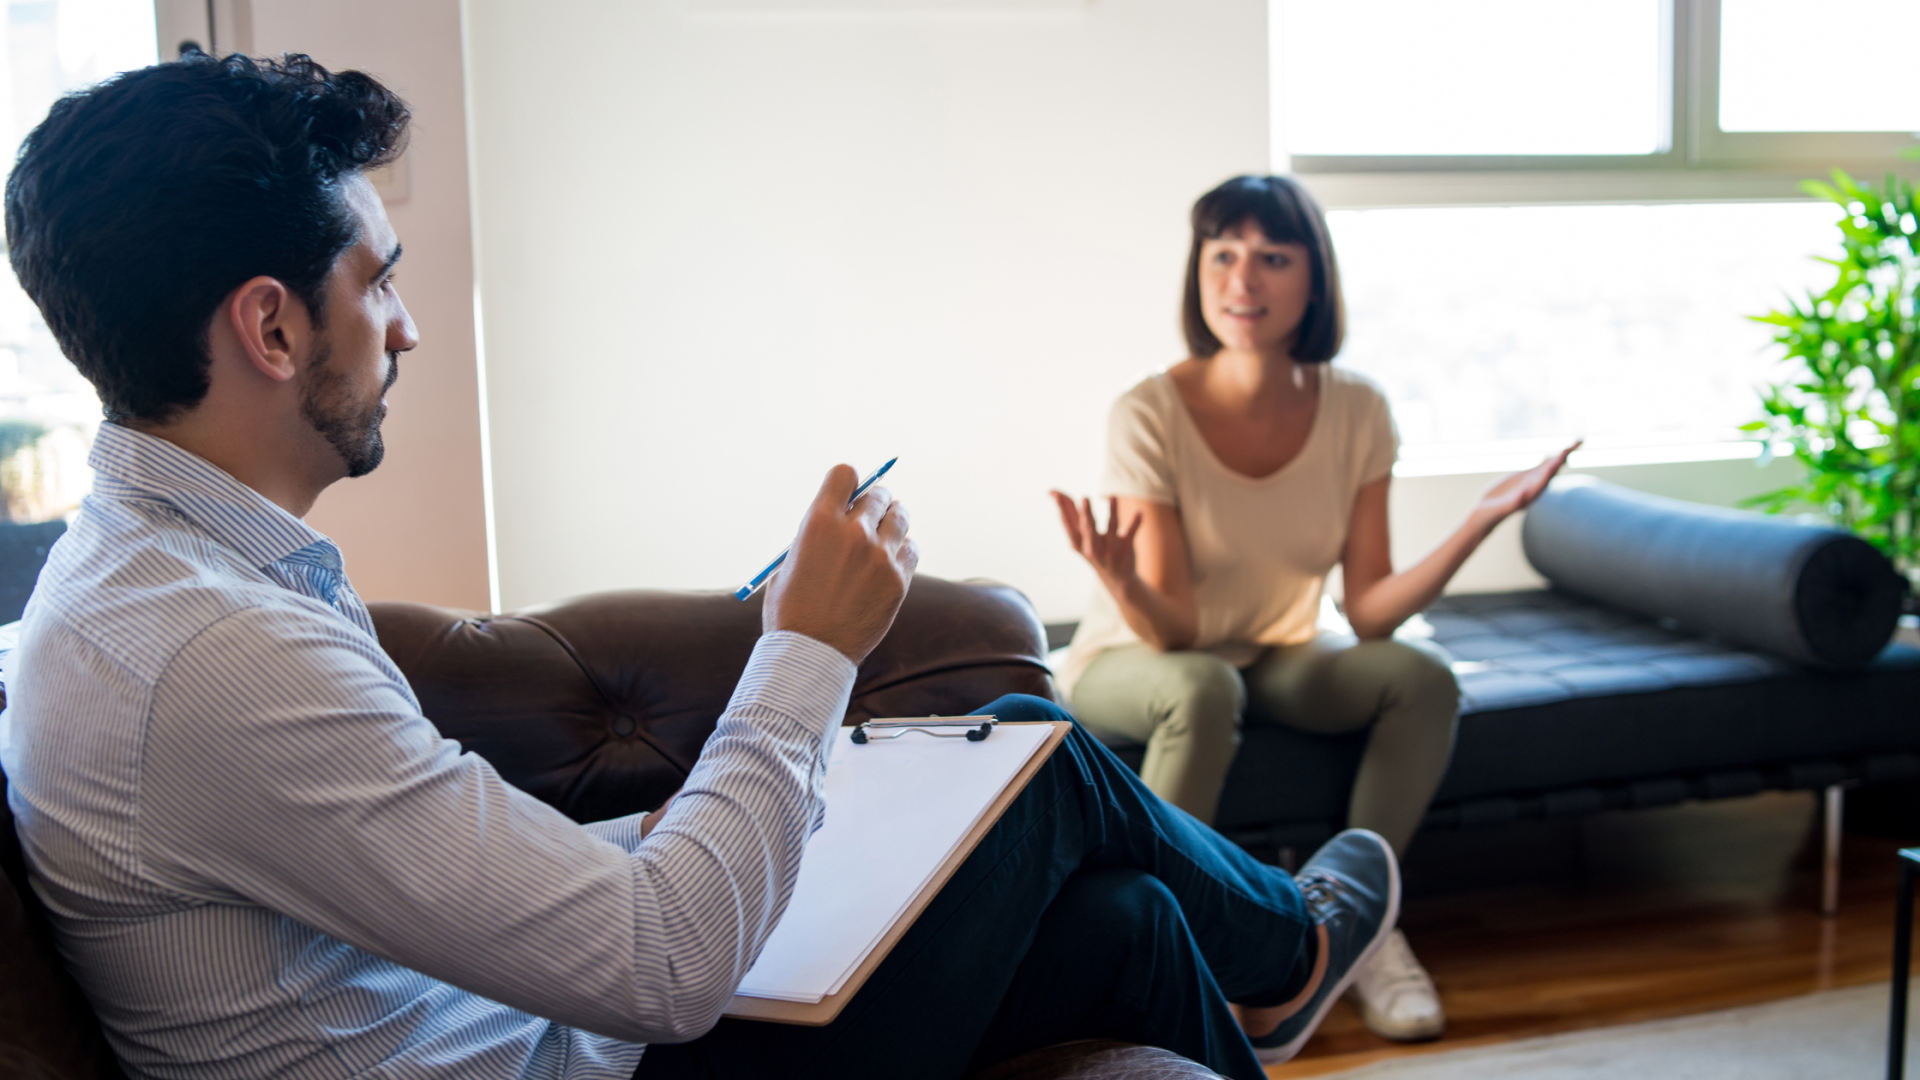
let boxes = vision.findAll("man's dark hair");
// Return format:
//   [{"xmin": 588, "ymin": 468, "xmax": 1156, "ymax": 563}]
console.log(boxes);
[
  {"xmin": 1181, "ymin": 174, "xmax": 1345, "ymax": 364},
  {"xmin": 5, "ymin": 52, "xmax": 410, "ymax": 423}
]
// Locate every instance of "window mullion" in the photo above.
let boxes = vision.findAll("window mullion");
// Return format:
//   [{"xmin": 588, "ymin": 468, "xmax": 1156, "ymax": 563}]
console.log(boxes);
[{"xmin": 1664, "ymin": 0, "xmax": 1690, "ymax": 162}]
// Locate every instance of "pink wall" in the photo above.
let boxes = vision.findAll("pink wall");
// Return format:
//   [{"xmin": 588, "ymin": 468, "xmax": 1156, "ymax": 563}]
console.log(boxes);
[{"xmin": 250, "ymin": 0, "xmax": 492, "ymax": 611}]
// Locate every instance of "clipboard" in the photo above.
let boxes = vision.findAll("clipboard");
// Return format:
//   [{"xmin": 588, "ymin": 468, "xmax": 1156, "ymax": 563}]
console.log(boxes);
[{"xmin": 723, "ymin": 719, "xmax": 1071, "ymax": 1026}]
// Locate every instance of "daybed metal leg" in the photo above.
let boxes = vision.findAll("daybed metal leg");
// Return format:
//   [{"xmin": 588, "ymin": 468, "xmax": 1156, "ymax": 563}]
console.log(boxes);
[
  {"xmin": 1890, "ymin": 851, "xmax": 1915, "ymax": 1080},
  {"xmin": 1822, "ymin": 784, "xmax": 1844, "ymax": 917}
]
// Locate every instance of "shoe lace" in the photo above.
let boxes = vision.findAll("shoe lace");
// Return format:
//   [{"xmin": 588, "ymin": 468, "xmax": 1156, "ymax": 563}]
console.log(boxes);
[{"xmin": 1296, "ymin": 871, "xmax": 1352, "ymax": 925}]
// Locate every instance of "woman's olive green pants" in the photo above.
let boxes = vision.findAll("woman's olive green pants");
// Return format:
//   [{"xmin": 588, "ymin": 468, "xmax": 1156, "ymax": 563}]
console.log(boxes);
[{"xmin": 1070, "ymin": 636, "xmax": 1460, "ymax": 855}]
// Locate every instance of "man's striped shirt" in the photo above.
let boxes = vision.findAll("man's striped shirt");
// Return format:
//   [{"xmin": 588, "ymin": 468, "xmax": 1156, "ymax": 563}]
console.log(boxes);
[{"xmin": 0, "ymin": 423, "xmax": 855, "ymax": 1079}]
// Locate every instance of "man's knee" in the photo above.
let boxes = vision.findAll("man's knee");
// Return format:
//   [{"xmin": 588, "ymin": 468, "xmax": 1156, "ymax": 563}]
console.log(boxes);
[
  {"xmin": 976, "ymin": 692, "xmax": 1071, "ymax": 724},
  {"xmin": 971, "ymin": 694, "xmax": 1112, "ymax": 786},
  {"xmin": 1045, "ymin": 868, "xmax": 1182, "ymax": 951}
]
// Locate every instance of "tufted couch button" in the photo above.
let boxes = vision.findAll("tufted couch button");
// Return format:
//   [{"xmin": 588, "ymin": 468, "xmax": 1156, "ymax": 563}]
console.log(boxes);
[{"xmin": 611, "ymin": 715, "xmax": 637, "ymax": 738}]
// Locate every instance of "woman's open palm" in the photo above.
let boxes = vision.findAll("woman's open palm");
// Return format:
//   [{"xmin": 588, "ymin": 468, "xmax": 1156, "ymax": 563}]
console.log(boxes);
[
  {"xmin": 1051, "ymin": 492, "xmax": 1141, "ymax": 584},
  {"xmin": 1473, "ymin": 441, "xmax": 1582, "ymax": 527}
]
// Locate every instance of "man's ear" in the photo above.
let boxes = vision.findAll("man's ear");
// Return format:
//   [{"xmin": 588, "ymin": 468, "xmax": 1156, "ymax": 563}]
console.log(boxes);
[{"xmin": 224, "ymin": 276, "xmax": 309, "ymax": 384}]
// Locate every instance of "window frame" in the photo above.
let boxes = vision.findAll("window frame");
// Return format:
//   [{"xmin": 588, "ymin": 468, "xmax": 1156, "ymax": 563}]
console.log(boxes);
[
  {"xmin": 1279, "ymin": 0, "xmax": 1920, "ymax": 209},
  {"xmin": 1690, "ymin": 0, "xmax": 1917, "ymax": 166}
]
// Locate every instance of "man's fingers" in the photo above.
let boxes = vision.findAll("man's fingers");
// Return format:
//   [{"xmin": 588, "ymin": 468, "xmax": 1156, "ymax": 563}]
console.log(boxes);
[
  {"xmin": 770, "ymin": 463, "xmax": 916, "ymax": 664},
  {"xmin": 878, "ymin": 498, "xmax": 911, "ymax": 546},
  {"xmin": 850, "ymin": 483, "xmax": 895, "ymax": 531},
  {"xmin": 815, "ymin": 464, "xmax": 860, "ymax": 511},
  {"xmin": 1121, "ymin": 511, "xmax": 1143, "ymax": 545},
  {"xmin": 899, "ymin": 537, "xmax": 921, "ymax": 576}
]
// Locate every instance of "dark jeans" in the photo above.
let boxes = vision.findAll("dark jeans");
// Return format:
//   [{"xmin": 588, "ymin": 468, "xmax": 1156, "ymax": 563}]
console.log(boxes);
[{"xmin": 633, "ymin": 695, "xmax": 1313, "ymax": 1080}]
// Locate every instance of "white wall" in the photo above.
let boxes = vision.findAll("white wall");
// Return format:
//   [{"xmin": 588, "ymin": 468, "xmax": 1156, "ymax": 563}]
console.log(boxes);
[
  {"xmin": 465, "ymin": 0, "xmax": 1270, "ymax": 617},
  {"xmin": 463, "ymin": 1, "xmax": 1816, "ymax": 622},
  {"xmin": 246, "ymin": 0, "xmax": 492, "ymax": 610}
]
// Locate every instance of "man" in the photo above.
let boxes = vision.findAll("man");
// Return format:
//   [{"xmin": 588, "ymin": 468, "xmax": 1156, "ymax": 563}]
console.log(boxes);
[{"xmin": 0, "ymin": 53, "xmax": 1396, "ymax": 1080}]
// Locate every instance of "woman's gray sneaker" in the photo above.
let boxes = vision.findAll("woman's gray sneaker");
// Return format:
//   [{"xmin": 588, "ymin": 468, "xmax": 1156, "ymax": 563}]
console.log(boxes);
[{"xmin": 1248, "ymin": 828, "xmax": 1402, "ymax": 1064}]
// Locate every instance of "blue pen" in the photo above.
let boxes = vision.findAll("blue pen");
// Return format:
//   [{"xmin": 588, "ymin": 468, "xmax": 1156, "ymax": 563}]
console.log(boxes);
[{"xmin": 734, "ymin": 458, "xmax": 898, "ymax": 602}]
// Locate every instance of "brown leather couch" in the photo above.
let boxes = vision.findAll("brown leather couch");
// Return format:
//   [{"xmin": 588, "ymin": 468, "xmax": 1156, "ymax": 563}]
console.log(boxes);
[{"xmin": 0, "ymin": 575, "xmax": 1222, "ymax": 1080}]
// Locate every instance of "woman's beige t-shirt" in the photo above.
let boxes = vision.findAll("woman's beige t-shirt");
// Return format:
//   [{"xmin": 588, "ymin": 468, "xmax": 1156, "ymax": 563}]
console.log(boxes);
[{"xmin": 1060, "ymin": 367, "xmax": 1399, "ymax": 695}]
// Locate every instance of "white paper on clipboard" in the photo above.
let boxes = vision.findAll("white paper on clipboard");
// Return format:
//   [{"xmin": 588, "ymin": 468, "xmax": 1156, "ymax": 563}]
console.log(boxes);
[{"xmin": 732, "ymin": 722, "xmax": 1052, "ymax": 1004}]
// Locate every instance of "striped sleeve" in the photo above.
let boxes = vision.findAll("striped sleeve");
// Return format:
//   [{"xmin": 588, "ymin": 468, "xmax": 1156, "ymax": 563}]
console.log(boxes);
[{"xmin": 137, "ymin": 604, "xmax": 854, "ymax": 1045}]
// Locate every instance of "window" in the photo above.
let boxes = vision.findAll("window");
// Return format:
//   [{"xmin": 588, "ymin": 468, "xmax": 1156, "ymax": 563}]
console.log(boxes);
[
  {"xmin": 1275, "ymin": 0, "xmax": 1920, "ymax": 208},
  {"xmin": 1703, "ymin": 0, "xmax": 1920, "ymax": 164},
  {"xmin": 0, "ymin": 1, "xmax": 155, "ymax": 527},
  {"xmin": 1279, "ymin": 1, "xmax": 1665, "ymax": 159},
  {"xmin": 1717, "ymin": 1, "xmax": 1920, "ymax": 132},
  {"xmin": 1327, "ymin": 200, "xmax": 1836, "ymax": 469},
  {"xmin": 1270, "ymin": 0, "xmax": 1898, "ymax": 464}
]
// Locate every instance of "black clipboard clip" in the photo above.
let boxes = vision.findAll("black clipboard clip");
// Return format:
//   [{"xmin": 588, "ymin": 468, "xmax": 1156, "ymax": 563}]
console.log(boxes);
[{"xmin": 851, "ymin": 715, "xmax": 998, "ymax": 744}]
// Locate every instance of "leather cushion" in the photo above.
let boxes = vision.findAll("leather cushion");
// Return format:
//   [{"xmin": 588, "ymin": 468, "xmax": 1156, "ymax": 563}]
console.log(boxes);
[
  {"xmin": 0, "ymin": 746, "xmax": 129, "ymax": 1080},
  {"xmin": 0, "ymin": 520, "xmax": 65, "ymax": 625},
  {"xmin": 1428, "ymin": 589, "xmax": 1920, "ymax": 802},
  {"xmin": 369, "ymin": 575, "xmax": 1057, "ymax": 824},
  {"xmin": 1521, "ymin": 476, "xmax": 1905, "ymax": 668}
]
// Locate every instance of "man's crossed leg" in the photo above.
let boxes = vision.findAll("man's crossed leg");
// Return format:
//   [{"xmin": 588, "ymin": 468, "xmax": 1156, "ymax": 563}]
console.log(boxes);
[{"xmin": 636, "ymin": 695, "xmax": 1399, "ymax": 1080}]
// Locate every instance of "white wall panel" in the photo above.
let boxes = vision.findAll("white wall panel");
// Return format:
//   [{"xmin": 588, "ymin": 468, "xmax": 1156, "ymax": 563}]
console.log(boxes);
[
  {"xmin": 465, "ymin": 0, "xmax": 1271, "ymax": 617},
  {"xmin": 248, "ymin": 0, "xmax": 492, "ymax": 609}
]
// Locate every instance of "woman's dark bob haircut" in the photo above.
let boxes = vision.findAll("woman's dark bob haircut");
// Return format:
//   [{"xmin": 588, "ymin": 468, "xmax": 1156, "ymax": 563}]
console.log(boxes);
[{"xmin": 1181, "ymin": 174, "xmax": 1344, "ymax": 364}]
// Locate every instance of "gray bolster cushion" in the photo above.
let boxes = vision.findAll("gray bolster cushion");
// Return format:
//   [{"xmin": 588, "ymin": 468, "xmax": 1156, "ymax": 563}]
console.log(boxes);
[{"xmin": 1520, "ymin": 476, "xmax": 1905, "ymax": 669}]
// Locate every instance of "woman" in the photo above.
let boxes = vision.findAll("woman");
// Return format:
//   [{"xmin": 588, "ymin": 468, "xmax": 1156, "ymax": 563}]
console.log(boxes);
[{"xmin": 1051, "ymin": 175, "xmax": 1573, "ymax": 1043}]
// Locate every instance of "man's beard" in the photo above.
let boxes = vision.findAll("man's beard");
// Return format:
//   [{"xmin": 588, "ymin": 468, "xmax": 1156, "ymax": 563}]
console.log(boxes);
[{"xmin": 299, "ymin": 341, "xmax": 399, "ymax": 479}]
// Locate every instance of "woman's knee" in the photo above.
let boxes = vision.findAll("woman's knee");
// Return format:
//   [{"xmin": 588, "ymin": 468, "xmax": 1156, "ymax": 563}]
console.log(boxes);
[
  {"xmin": 1157, "ymin": 653, "xmax": 1246, "ymax": 739},
  {"xmin": 1161, "ymin": 651, "xmax": 1245, "ymax": 708},
  {"xmin": 1368, "ymin": 639, "xmax": 1460, "ymax": 727}
]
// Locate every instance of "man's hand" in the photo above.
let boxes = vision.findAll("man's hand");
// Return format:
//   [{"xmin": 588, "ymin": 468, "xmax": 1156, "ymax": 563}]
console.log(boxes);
[
  {"xmin": 639, "ymin": 791, "xmax": 678, "ymax": 839},
  {"xmin": 761, "ymin": 465, "xmax": 919, "ymax": 664}
]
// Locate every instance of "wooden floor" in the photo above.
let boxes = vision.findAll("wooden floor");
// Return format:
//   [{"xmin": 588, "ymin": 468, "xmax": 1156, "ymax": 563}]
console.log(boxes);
[{"xmin": 1267, "ymin": 790, "xmax": 1909, "ymax": 1078}]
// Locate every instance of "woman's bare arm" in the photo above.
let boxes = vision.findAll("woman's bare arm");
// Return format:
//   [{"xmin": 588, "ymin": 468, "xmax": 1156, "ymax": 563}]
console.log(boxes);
[{"xmin": 1341, "ymin": 444, "xmax": 1579, "ymax": 640}]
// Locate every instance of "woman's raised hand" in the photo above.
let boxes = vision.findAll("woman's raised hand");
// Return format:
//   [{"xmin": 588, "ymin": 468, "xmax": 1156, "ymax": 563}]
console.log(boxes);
[
  {"xmin": 1051, "ymin": 491, "xmax": 1142, "ymax": 584},
  {"xmin": 1471, "ymin": 441, "xmax": 1582, "ymax": 530}
]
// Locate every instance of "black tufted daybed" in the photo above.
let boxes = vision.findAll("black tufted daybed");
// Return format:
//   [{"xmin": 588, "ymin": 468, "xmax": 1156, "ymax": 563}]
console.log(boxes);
[
  {"xmin": 1198, "ymin": 589, "xmax": 1919, "ymax": 849},
  {"xmin": 1103, "ymin": 480, "xmax": 1920, "ymax": 910}
]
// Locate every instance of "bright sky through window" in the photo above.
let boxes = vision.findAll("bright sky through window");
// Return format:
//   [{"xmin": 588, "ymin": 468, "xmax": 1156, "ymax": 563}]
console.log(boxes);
[
  {"xmin": 1275, "ymin": 0, "xmax": 1663, "ymax": 156},
  {"xmin": 1720, "ymin": 0, "xmax": 1920, "ymax": 133},
  {"xmin": 1327, "ymin": 201, "xmax": 1838, "ymax": 458},
  {"xmin": 0, "ymin": 0, "xmax": 156, "ymax": 520}
]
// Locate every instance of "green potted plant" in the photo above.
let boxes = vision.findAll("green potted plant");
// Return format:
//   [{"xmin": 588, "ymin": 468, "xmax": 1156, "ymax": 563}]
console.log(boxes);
[{"xmin": 1745, "ymin": 168, "xmax": 1920, "ymax": 605}]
